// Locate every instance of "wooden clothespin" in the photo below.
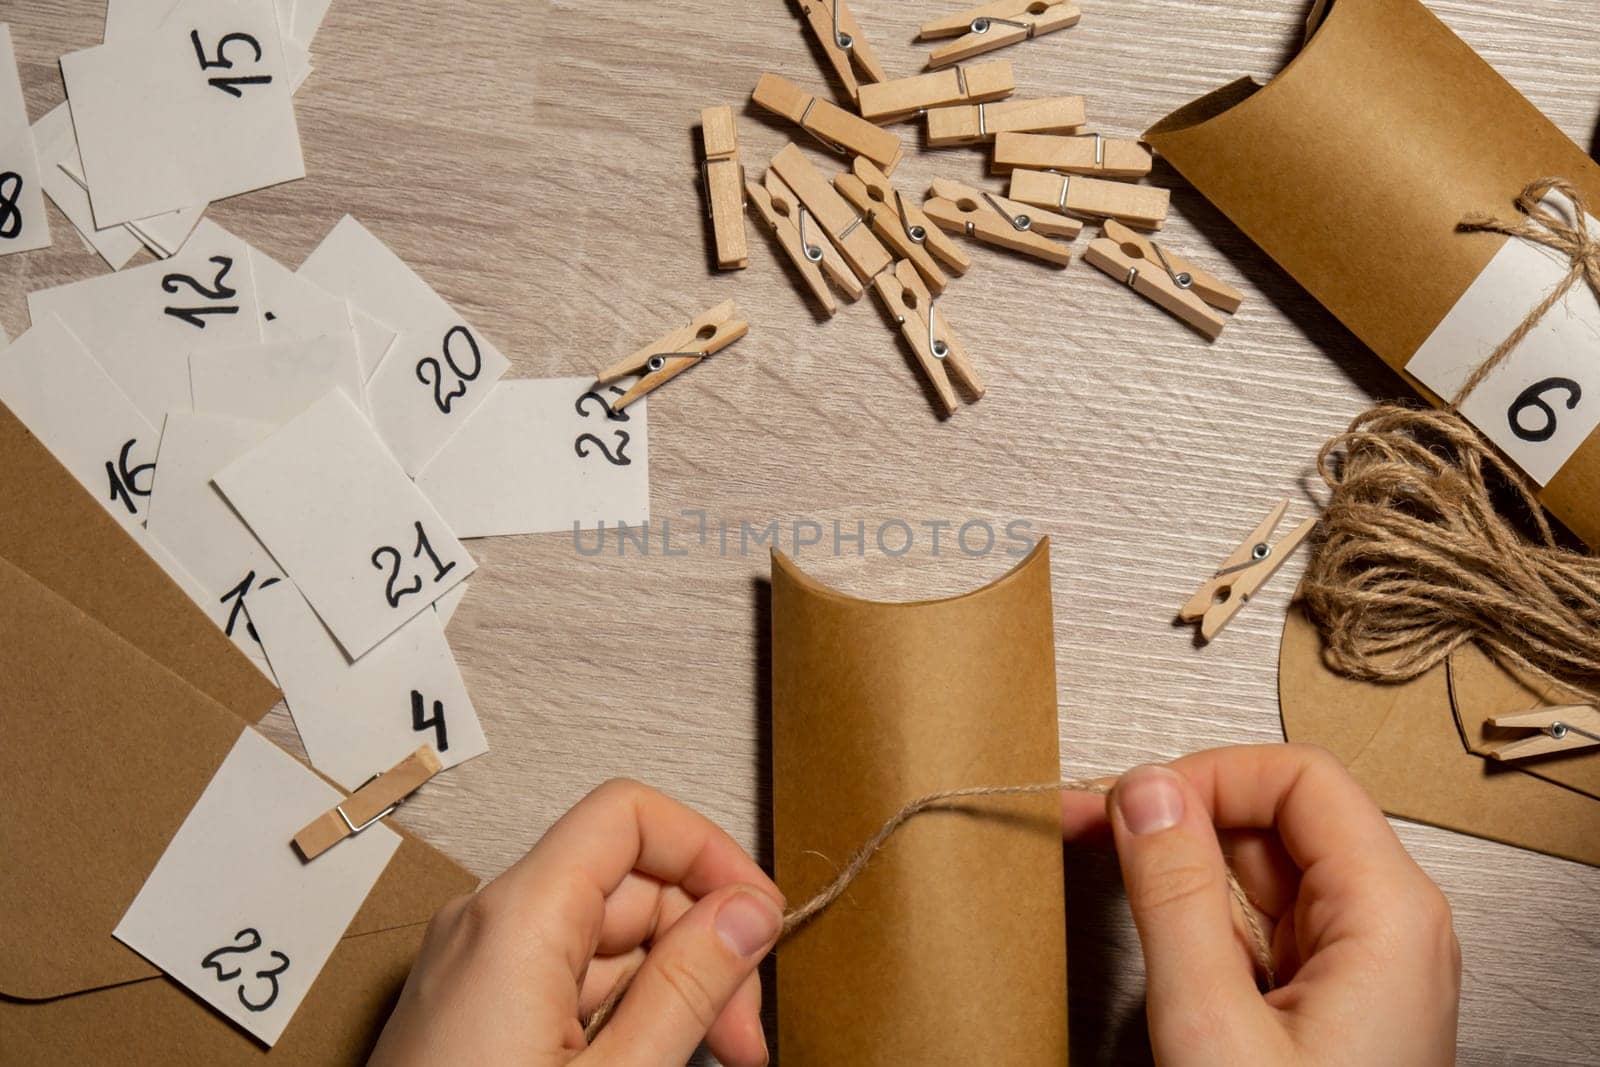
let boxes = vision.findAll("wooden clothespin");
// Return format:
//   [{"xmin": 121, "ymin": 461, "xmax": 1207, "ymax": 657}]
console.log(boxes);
[
  {"xmin": 293, "ymin": 746, "xmax": 442, "ymax": 861},
  {"xmin": 857, "ymin": 59, "xmax": 1014, "ymax": 124},
  {"xmin": 596, "ymin": 300, "xmax": 749, "ymax": 411},
  {"xmin": 746, "ymin": 169, "xmax": 861, "ymax": 316},
  {"xmin": 1485, "ymin": 705, "xmax": 1600, "ymax": 761},
  {"xmin": 872, "ymin": 259, "xmax": 984, "ymax": 415},
  {"xmin": 1179, "ymin": 500, "xmax": 1316, "ymax": 641},
  {"xmin": 752, "ymin": 73, "xmax": 904, "ymax": 175},
  {"xmin": 926, "ymin": 95, "xmax": 1086, "ymax": 147},
  {"xmin": 1007, "ymin": 168, "xmax": 1170, "ymax": 229},
  {"xmin": 919, "ymin": 0, "xmax": 1082, "ymax": 68},
  {"xmin": 701, "ymin": 106, "xmax": 747, "ymax": 270},
  {"xmin": 922, "ymin": 178, "xmax": 1078, "ymax": 266},
  {"xmin": 992, "ymin": 132, "xmax": 1153, "ymax": 179},
  {"xmin": 835, "ymin": 157, "xmax": 968, "ymax": 294},
  {"xmin": 795, "ymin": 0, "xmax": 888, "ymax": 104},
  {"xmin": 769, "ymin": 142, "xmax": 892, "ymax": 282},
  {"xmin": 1083, "ymin": 220, "xmax": 1245, "ymax": 339}
]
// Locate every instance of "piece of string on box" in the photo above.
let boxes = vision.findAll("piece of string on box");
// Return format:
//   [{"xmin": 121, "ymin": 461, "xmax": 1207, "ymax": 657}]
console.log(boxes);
[
  {"xmin": 1302, "ymin": 177, "xmax": 1600, "ymax": 704},
  {"xmin": 582, "ymin": 778, "xmax": 1275, "ymax": 1043}
]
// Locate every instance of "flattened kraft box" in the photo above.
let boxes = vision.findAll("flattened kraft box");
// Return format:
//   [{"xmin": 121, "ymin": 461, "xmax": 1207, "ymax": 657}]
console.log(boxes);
[{"xmin": 1145, "ymin": 0, "xmax": 1600, "ymax": 547}]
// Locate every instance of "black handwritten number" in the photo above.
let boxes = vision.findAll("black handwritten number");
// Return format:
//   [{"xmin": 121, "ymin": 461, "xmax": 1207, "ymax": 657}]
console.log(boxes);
[
  {"xmin": 574, "ymin": 385, "xmax": 631, "ymax": 422},
  {"xmin": 163, "ymin": 256, "xmax": 240, "ymax": 329},
  {"xmin": 371, "ymin": 546, "xmax": 423, "ymax": 608},
  {"xmin": 0, "ymin": 171, "xmax": 23, "ymax": 241},
  {"xmin": 1507, "ymin": 377, "xmax": 1582, "ymax": 444},
  {"xmin": 201, "ymin": 928, "xmax": 262, "ymax": 982},
  {"xmin": 411, "ymin": 689, "xmax": 449, "ymax": 753},
  {"xmin": 201, "ymin": 929, "xmax": 288, "ymax": 1014},
  {"xmin": 190, "ymin": 30, "xmax": 274, "ymax": 98},
  {"xmin": 415, "ymin": 326, "xmax": 483, "ymax": 414},
  {"xmin": 372, "ymin": 522, "xmax": 455, "ymax": 608},
  {"xmin": 105, "ymin": 438, "xmax": 155, "ymax": 515},
  {"xmin": 219, "ymin": 571, "xmax": 280, "ymax": 641},
  {"xmin": 574, "ymin": 430, "xmax": 633, "ymax": 466}
]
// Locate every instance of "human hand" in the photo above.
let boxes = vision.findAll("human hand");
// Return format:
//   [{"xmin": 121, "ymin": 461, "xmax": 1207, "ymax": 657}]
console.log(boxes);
[
  {"xmin": 1061, "ymin": 744, "xmax": 1460, "ymax": 1066},
  {"xmin": 369, "ymin": 779, "xmax": 782, "ymax": 1067}
]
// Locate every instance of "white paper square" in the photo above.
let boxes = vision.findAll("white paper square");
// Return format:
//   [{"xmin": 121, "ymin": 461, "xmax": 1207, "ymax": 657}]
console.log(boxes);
[
  {"xmin": 0, "ymin": 316, "xmax": 160, "ymax": 530},
  {"xmin": 147, "ymin": 413, "xmax": 284, "ymax": 663},
  {"xmin": 104, "ymin": 0, "xmax": 310, "ymax": 90},
  {"xmin": 216, "ymin": 389, "xmax": 476, "ymax": 659},
  {"xmin": 190, "ymin": 333, "xmax": 365, "ymax": 425},
  {"xmin": 416, "ymin": 378, "xmax": 651, "ymax": 538},
  {"xmin": 27, "ymin": 218, "xmax": 264, "ymax": 424},
  {"xmin": 33, "ymin": 104, "xmax": 141, "ymax": 269},
  {"xmin": 249, "ymin": 578, "xmax": 487, "ymax": 789},
  {"xmin": 0, "ymin": 24, "xmax": 50, "ymax": 256},
  {"xmin": 1408, "ymin": 203, "xmax": 1600, "ymax": 485},
  {"xmin": 63, "ymin": 0, "xmax": 304, "ymax": 226},
  {"xmin": 56, "ymin": 149, "xmax": 206, "ymax": 258},
  {"xmin": 114, "ymin": 729, "xmax": 399, "ymax": 1046},
  {"xmin": 298, "ymin": 216, "xmax": 510, "ymax": 474}
]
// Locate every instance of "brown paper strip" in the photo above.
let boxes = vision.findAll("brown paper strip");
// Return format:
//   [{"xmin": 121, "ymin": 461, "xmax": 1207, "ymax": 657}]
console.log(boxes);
[
  {"xmin": 772, "ymin": 542, "xmax": 1067, "ymax": 1065},
  {"xmin": 1144, "ymin": 0, "xmax": 1600, "ymax": 547}
]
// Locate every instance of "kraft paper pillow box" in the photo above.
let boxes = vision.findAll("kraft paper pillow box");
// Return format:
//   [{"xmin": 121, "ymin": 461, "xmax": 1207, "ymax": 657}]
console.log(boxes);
[{"xmin": 1143, "ymin": 0, "xmax": 1600, "ymax": 549}]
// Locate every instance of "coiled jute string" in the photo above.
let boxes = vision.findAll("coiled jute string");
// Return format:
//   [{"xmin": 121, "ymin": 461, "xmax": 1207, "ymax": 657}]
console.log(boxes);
[
  {"xmin": 1302, "ymin": 178, "xmax": 1600, "ymax": 704},
  {"xmin": 584, "ymin": 779, "xmax": 1274, "ymax": 1042}
]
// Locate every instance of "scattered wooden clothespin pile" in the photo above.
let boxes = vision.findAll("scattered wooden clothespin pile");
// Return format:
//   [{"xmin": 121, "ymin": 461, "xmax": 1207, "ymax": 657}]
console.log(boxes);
[{"xmin": 668, "ymin": 0, "xmax": 1244, "ymax": 415}]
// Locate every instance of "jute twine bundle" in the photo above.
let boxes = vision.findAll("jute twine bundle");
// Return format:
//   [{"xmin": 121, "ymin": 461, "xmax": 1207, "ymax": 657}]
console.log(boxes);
[
  {"xmin": 1302, "ymin": 178, "xmax": 1600, "ymax": 703},
  {"xmin": 584, "ymin": 779, "xmax": 1274, "ymax": 1042}
]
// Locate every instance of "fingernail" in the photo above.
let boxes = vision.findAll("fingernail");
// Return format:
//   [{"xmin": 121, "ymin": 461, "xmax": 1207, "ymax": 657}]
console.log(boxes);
[
  {"xmin": 1116, "ymin": 766, "xmax": 1185, "ymax": 835},
  {"xmin": 716, "ymin": 890, "xmax": 782, "ymax": 959}
]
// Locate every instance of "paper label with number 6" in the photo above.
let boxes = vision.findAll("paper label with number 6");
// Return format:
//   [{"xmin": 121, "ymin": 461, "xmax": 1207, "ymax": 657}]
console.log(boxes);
[{"xmin": 1407, "ymin": 200, "xmax": 1600, "ymax": 486}]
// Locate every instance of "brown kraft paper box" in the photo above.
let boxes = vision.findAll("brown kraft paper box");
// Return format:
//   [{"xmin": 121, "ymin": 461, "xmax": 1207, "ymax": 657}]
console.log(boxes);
[
  {"xmin": 771, "ymin": 542, "xmax": 1068, "ymax": 1066},
  {"xmin": 1143, "ymin": 0, "xmax": 1600, "ymax": 548}
]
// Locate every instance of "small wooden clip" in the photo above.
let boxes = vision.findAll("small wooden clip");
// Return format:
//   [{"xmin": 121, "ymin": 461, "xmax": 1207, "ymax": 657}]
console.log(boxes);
[
  {"xmin": 1008, "ymin": 168, "xmax": 1170, "ymax": 229},
  {"xmin": 835, "ymin": 158, "xmax": 968, "ymax": 294},
  {"xmin": 701, "ymin": 106, "xmax": 748, "ymax": 270},
  {"xmin": 752, "ymin": 73, "xmax": 904, "ymax": 175},
  {"xmin": 770, "ymin": 142, "xmax": 892, "ymax": 282},
  {"xmin": 294, "ymin": 746, "xmax": 442, "ymax": 861},
  {"xmin": 925, "ymin": 95, "xmax": 1086, "ymax": 147},
  {"xmin": 857, "ymin": 60, "xmax": 1014, "ymax": 124},
  {"xmin": 872, "ymin": 259, "xmax": 984, "ymax": 415},
  {"xmin": 795, "ymin": 0, "xmax": 888, "ymax": 104},
  {"xmin": 992, "ymin": 132, "xmax": 1153, "ymax": 179},
  {"xmin": 919, "ymin": 0, "xmax": 1082, "ymax": 68},
  {"xmin": 747, "ymin": 169, "xmax": 861, "ymax": 316},
  {"xmin": 922, "ymin": 178, "xmax": 1078, "ymax": 266},
  {"xmin": 1084, "ymin": 220, "xmax": 1244, "ymax": 339},
  {"xmin": 596, "ymin": 300, "xmax": 749, "ymax": 411},
  {"xmin": 1179, "ymin": 500, "xmax": 1315, "ymax": 641},
  {"xmin": 1485, "ymin": 705, "xmax": 1600, "ymax": 761}
]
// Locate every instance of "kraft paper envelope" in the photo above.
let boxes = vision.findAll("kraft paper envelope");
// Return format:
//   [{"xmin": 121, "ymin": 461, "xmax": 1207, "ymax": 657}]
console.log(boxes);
[
  {"xmin": 771, "ymin": 542, "xmax": 1068, "ymax": 1066},
  {"xmin": 0, "ymin": 402, "xmax": 280, "ymax": 720},
  {"xmin": 0, "ymin": 557, "xmax": 479, "ymax": 1062},
  {"xmin": 1279, "ymin": 605, "xmax": 1600, "ymax": 867},
  {"xmin": 1144, "ymin": 0, "xmax": 1600, "ymax": 548}
]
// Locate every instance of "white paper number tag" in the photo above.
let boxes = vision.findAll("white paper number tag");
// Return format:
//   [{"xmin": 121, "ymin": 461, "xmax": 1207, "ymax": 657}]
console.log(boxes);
[
  {"xmin": 114, "ymin": 729, "xmax": 399, "ymax": 1046},
  {"xmin": 1407, "ymin": 202, "xmax": 1600, "ymax": 486},
  {"xmin": 416, "ymin": 378, "xmax": 651, "ymax": 538},
  {"xmin": 27, "ymin": 219, "xmax": 264, "ymax": 425},
  {"xmin": 298, "ymin": 216, "xmax": 510, "ymax": 474},
  {"xmin": 61, "ymin": 0, "xmax": 304, "ymax": 226},
  {"xmin": 216, "ymin": 389, "xmax": 476, "ymax": 659},
  {"xmin": 33, "ymin": 103, "xmax": 142, "ymax": 269},
  {"xmin": 248, "ymin": 578, "xmax": 488, "ymax": 790},
  {"xmin": 0, "ymin": 317, "xmax": 160, "ymax": 530},
  {"xmin": 0, "ymin": 23, "xmax": 50, "ymax": 256},
  {"xmin": 189, "ymin": 332, "xmax": 365, "ymax": 425}
]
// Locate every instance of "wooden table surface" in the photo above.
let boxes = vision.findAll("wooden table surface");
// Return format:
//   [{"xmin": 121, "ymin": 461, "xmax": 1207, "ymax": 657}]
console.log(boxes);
[{"xmin": 5, "ymin": 1, "xmax": 1598, "ymax": 1063}]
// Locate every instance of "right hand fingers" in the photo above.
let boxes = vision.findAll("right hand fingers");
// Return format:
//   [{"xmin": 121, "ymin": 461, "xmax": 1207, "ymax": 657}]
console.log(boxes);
[{"xmin": 583, "ymin": 883, "xmax": 781, "ymax": 1067}]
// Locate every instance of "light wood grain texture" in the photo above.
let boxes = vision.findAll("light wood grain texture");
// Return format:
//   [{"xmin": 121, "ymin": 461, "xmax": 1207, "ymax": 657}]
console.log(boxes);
[{"xmin": 3, "ymin": 2, "xmax": 1598, "ymax": 1064}]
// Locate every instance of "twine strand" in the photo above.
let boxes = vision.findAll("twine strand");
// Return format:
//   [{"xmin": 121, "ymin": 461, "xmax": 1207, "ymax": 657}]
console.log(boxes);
[{"xmin": 583, "ymin": 779, "xmax": 1275, "ymax": 1043}]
